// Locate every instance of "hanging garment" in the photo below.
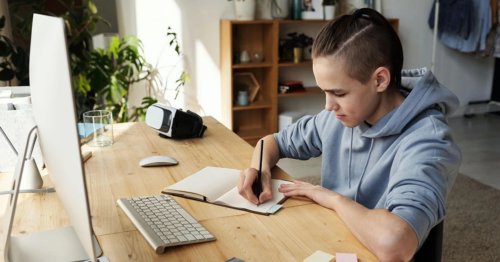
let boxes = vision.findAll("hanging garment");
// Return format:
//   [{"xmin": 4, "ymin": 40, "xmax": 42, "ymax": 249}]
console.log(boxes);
[
  {"xmin": 440, "ymin": 0, "xmax": 492, "ymax": 53},
  {"xmin": 428, "ymin": 0, "xmax": 474, "ymax": 39}
]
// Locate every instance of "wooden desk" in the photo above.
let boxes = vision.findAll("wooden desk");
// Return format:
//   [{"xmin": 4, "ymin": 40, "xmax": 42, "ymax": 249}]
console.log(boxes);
[{"xmin": 0, "ymin": 117, "xmax": 379, "ymax": 261}]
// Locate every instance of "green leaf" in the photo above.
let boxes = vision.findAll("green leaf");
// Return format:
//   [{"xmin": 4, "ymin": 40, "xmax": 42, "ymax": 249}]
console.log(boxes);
[
  {"xmin": 88, "ymin": 1, "xmax": 98, "ymax": 14},
  {"xmin": 88, "ymin": 21, "xmax": 96, "ymax": 32},
  {"xmin": 0, "ymin": 68, "xmax": 15, "ymax": 81},
  {"xmin": 0, "ymin": 41, "xmax": 11, "ymax": 57},
  {"xmin": 1, "ymin": 36, "xmax": 16, "ymax": 53},
  {"xmin": 11, "ymin": 46, "xmax": 26, "ymax": 68},
  {"xmin": 0, "ymin": 16, "xmax": 5, "ymax": 30}
]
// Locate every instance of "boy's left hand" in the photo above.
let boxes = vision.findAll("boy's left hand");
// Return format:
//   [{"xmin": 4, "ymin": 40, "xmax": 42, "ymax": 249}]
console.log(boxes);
[{"xmin": 278, "ymin": 180, "xmax": 341, "ymax": 209}]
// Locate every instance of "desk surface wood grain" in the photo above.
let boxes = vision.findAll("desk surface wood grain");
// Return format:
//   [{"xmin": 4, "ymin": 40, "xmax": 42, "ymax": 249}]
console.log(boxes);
[{"xmin": 0, "ymin": 117, "xmax": 379, "ymax": 262}]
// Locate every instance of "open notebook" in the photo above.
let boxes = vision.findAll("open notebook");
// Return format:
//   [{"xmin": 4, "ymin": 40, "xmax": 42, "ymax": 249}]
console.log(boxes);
[{"xmin": 162, "ymin": 167, "xmax": 293, "ymax": 215}]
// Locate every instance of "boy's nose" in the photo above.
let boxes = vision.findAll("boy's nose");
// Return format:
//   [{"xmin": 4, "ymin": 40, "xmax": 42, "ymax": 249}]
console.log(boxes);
[{"xmin": 325, "ymin": 97, "xmax": 340, "ymax": 111}]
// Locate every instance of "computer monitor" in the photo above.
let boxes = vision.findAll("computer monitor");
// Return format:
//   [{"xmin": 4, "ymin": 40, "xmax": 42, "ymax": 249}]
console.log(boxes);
[{"xmin": 1, "ymin": 14, "xmax": 102, "ymax": 262}]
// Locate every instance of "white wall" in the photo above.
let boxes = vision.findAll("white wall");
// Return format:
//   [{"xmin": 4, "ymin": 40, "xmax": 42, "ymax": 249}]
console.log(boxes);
[
  {"xmin": 117, "ymin": 0, "xmax": 235, "ymax": 119},
  {"xmin": 121, "ymin": 0, "xmax": 494, "ymax": 121},
  {"xmin": 383, "ymin": 0, "xmax": 494, "ymax": 116}
]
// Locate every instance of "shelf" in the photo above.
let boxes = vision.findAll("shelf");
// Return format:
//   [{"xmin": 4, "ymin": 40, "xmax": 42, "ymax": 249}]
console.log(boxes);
[
  {"xmin": 233, "ymin": 99, "xmax": 272, "ymax": 111},
  {"xmin": 279, "ymin": 60, "xmax": 313, "ymax": 67},
  {"xmin": 236, "ymin": 127, "xmax": 271, "ymax": 140},
  {"xmin": 279, "ymin": 19, "xmax": 330, "ymax": 24},
  {"xmin": 278, "ymin": 86, "xmax": 324, "ymax": 97},
  {"xmin": 232, "ymin": 62, "xmax": 273, "ymax": 69}
]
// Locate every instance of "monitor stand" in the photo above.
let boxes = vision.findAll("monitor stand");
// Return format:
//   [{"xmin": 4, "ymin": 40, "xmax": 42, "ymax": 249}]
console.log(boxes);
[
  {"xmin": 8, "ymin": 226, "xmax": 102, "ymax": 262},
  {"xmin": 2, "ymin": 125, "xmax": 103, "ymax": 262}
]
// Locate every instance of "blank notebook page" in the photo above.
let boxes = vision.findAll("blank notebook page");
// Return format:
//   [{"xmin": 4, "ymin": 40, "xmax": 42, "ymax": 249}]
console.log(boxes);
[{"xmin": 216, "ymin": 179, "xmax": 293, "ymax": 213}]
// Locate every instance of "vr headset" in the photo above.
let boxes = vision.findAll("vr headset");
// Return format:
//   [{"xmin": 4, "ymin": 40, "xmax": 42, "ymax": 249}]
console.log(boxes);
[{"xmin": 145, "ymin": 103, "xmax": 207, "ymax": 139}]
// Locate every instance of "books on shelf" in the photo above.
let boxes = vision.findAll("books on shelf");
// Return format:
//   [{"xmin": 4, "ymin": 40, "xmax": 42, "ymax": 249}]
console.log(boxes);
[{"xmin": 279, "ymin": 80, "xmax": 305, "ymax": 94}]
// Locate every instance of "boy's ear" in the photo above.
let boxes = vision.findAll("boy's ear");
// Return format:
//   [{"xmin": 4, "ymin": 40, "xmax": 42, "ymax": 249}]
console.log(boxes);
[{"xmin": 373, "ymin": 67, "xmax": 391, "ymax": 92}]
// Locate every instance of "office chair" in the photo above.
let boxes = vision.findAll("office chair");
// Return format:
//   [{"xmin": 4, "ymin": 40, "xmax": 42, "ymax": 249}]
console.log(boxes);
[{"xmin": 413, "ymin": 221, "xmax": 444, "ymax": 262}]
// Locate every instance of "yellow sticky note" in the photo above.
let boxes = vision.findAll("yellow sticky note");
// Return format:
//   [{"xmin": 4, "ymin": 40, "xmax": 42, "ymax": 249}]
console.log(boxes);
[{"xmin": 304, "ymin": 250, "xmax": 335, "ymax": 262}]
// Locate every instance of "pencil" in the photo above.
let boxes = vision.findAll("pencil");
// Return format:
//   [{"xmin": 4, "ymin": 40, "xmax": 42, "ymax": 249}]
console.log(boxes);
[{"xmin": 257, "ymin": 139, "xmax": 263, "ymax": 206}]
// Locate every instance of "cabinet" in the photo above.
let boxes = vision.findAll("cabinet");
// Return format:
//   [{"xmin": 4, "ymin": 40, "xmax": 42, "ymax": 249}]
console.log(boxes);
[{"xmin": 220, "ymin": 19, "xmax": 399, "ymax": 146}]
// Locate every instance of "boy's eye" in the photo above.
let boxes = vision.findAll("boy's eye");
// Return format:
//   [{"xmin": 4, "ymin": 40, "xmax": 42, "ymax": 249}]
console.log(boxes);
[{"xmin": 333, "ymin": 94, "xmax": 345, "ymax": 97}]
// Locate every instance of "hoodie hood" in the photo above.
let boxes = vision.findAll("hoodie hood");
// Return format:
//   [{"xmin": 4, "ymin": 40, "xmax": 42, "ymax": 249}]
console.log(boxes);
[{"xmin": 358, "ymin": 67, "xmax": 460, "ymax": 138}]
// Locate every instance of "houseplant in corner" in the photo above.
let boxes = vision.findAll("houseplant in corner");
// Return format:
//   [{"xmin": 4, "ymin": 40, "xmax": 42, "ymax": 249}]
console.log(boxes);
[{"xmin": 0, "ymin": 15, "xmax": 29, "ymax": 86}]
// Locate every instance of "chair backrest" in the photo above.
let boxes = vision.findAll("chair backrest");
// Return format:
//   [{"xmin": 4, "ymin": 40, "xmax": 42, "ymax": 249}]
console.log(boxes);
[{"xmin": 413, "ymin": 221, "xmax": 444, "ymax": 262}]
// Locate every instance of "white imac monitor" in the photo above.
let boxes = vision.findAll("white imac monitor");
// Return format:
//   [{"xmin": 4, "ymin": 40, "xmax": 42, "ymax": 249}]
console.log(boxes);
[{"xmin": 1, "ymin": 14, "xmax": 102, "ymax": 262}]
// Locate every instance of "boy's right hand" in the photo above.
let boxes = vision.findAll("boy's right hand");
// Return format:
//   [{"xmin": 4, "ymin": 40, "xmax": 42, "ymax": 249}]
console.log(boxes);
[{"xmin": 237, "ymin": 167, "xmax": 272, "ymax": 204}]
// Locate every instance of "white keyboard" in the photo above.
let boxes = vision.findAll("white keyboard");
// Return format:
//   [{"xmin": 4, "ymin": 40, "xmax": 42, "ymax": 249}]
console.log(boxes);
[{"xmin": 117, "ymin": 195, "xmax": 216, "ymax": 254}]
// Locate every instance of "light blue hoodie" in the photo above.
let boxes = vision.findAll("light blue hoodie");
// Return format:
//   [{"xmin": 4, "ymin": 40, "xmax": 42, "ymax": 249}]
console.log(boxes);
[{"xmin": 274, "ymin": 68, "xmax": 461, "ymax": 250}]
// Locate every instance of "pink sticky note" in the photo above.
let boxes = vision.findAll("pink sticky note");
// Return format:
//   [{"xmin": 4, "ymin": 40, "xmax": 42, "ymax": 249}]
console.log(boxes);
[{"xmin": 336, "ymin": 253, "xmax": 357, "ymax": 262}]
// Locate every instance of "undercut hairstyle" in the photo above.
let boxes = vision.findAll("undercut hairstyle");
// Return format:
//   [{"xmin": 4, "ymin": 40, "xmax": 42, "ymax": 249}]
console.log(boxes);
[{"xmin": 312, "ymin": 8, "xmax": 404, "ymax": 89}]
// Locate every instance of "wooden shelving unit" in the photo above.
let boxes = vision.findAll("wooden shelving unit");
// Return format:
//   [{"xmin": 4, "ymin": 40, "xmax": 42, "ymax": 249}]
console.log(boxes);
[{"xmin": 221, "ymin": 19, "xmax": 399, "ymax": 146}]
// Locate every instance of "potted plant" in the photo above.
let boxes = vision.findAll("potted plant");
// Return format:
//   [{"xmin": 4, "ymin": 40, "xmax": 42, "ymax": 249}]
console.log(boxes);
[
  {"xmin": 280, "ymin": 32, "xmax": 314, "ymax": 63},
  {"xmin": 0, "ymin": 16, "xmax": 29, "ymax": 86},
  {"xmin": 323, "ymin": 0, "xmax": 337, "ymax": 20},
  {"xmin": 229, "ymin": 0, "xmax": 257, "ymax": 21},
  {"xmin": 236, "ymin": 83, "xmax": 250, "ymax": 106}
]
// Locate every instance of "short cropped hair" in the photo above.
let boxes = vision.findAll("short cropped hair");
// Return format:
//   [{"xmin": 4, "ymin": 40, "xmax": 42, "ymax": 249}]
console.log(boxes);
[{"xmin": 312, "ymin": 8, "xmax": 404, "ymax": 89}]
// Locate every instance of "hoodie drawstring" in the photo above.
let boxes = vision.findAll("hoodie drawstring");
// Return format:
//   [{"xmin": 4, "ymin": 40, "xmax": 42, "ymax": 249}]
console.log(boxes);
[
  {"xmin": 348, "ymin": 128, "xmax": 353, "ymax": 189},
  {"xmin": 355, "ymin": 138, "xmax": 374, "ymax": 202}
]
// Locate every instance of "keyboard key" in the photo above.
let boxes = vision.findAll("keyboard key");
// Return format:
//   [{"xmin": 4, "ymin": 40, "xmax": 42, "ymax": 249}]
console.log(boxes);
[
  {"xmin": 151, "ymin": 225, "xmax": 157, "ymax": 229},
  {"xmin": 181, "ymin": 221, "xmax": 189, "ymax": 225},
  {"xmin": 167, "ymin": 225, "xmax": 175, "ymax": 229},
  {"xmin": 199, "ymin": 230, "xmax": 210, "ymax": 235},
  {"xmin": 132, "ymin": 197, "xmax": 140, "ymax": 201},
  {"xmin": 157, "ymin": 232, "xmax": 164, "ymax": 236},
  {"xmin": 185, "ymin": 234, "xmax": 196, "ymax": 241},
  {"xmin": 160, "ymin": 236, "xmax": 167, "ymax": 240},
  {"xmin": 181, "ymin": 230, "xmax": 190, "ymax": 234},
  {"xmin": 170, "ymin": 229, "xmax": 179, "ymax": 232},
  {"xmin": 203, "ymin": 234, "xmax": 215, "ymax": 240},
  {"xmin": 178, "ymin": 227, "xmax": 186, "ymax": 231},
  {"xmin": 154, "ymin": 195, "xmax": 164, "ymax": 201},
  {"xmin": 160, "ymin": 228, "xmax": 170, "ymax": 232},
  {"xmin": 196, "ymin": 228, "xmax": 205, "ymax": 232},
  {"xmin": 177, "ymin": 236, "xmax": 188, "ymax": 242},
  {"xmin": 167, "ymin": 235, "xmax": 177, "ymax": 239},
  {"xmin": 170, "ymin": 239, "xmax": 179, "ymax": 244},
  {"xmin": 174, "ymin": 223, "xmax": 182, "ymax": 227},
  {"xmin": 157, "ymin": 225, "xmax": 165, "ymax": 228},
  {"xmin": 163, "ymin": 240, "xmax": 171, "ymax": 244},
  {"xmin": 193, "ymin": 223, "xmax": 203, "ymax": 228},
  {"xmin": 188, "ymin": 228, "xmax": 196, "ymax": 232},
  {"xmin": 174, "ymin": 232, "xmax": 182, "ymax": 236},
  {"xmin": 154, "ymin": 229, "xmax": 160, "ymax": 232},
  {"xmin": 194, "ymin": 234, "xmax": 205, "ymax": 240}
]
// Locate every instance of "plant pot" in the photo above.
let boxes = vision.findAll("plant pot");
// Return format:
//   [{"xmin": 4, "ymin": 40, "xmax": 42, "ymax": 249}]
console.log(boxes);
[
  {"xmin": 324, "ymin": 5, "xmax": 336, "ymax": 20},
  {"xmin": 237, "ymin": 91, "xmax": 250, "ymax": 106},
  {"xmin": 293, "ymin": 47, "xmax": 303, "ymax": 63},
  {"xmin": 271, "ymin": 0, "xmax": 290, "ymax": 20},
  {"xmin": 235, "ymin": 0, "xmax": 256, "ymax": 21}
]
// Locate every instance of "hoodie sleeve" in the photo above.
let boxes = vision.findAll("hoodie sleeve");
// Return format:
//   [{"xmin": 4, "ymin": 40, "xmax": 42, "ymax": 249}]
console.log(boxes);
[
  {"xmin": 385, "ymin": 131, "xmax": 461, "ymax": 246},
  {"xmin": 273, "ymin": 111, "xmax": 328, "ymax": 160}
]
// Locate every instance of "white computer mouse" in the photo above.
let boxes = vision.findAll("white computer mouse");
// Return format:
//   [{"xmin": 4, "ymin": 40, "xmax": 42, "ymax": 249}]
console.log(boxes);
[{"xmin": 139, "ymin": 156, "xmax": 178, "ymax": 167}]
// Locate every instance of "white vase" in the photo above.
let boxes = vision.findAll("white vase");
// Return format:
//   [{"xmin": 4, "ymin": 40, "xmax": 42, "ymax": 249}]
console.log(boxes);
[
  {"xmin": 324, "ymin": 5, "xmax": 336, "ymax": 20},
  {"xmin": 240, "ymin": 50, "xmax": 250, "ymax": 63},
  {"xmin": 235, "ymin": 0, "xmax": 256, "ymax": 21},
  {"xmin": 256, "ymin": 0, "xmax": 272, "ymax": 20}
]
